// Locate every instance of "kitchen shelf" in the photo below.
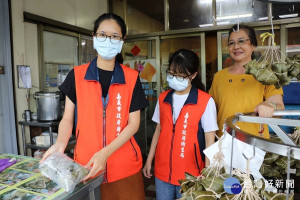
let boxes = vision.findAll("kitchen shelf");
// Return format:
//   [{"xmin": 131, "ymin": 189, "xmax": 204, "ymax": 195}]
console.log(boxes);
[
  {"xmin": 19, "ymin": 120, "xmax": 75, "ymax": 156},
  {"xmin": 24, "ymin": 139, "xmax": 76, "ymax": 151}
]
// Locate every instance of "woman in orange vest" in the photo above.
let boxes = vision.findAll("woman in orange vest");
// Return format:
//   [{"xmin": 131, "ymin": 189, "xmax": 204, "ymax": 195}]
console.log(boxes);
[
  {"xmin": 41, "ymin": 13, "xmax": 148, "ymax": 200},
  {"xmin": 143, "ymin": 49, "xmax": 218, "ymax": 200}
]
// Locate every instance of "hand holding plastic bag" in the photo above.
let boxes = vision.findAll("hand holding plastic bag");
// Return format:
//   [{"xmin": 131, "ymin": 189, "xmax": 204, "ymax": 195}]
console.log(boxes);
[{"xmin": 39, "ymin": 152, "xmax": 89, "ymax": 193}]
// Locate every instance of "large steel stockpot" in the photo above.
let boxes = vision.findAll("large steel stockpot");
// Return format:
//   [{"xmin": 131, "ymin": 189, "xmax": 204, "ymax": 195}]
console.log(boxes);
[{"xmin": 33, "ymin": 91, "xmax": 63, "ymax": 121}]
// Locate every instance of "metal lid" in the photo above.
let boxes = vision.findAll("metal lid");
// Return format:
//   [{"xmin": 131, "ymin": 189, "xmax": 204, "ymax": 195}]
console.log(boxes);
[{"xmin": 34, "ymin": 91, "xmax": 61, "ymax": 97}]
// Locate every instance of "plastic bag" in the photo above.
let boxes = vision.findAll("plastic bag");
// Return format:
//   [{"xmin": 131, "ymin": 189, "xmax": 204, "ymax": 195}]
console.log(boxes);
[
  {"xmin": 203, "ymin": 133, "xmax": 266, "ymax": 180},
  {"xmin": 39, "ymin": 152, "xmax": 89, "ymax": 193}
]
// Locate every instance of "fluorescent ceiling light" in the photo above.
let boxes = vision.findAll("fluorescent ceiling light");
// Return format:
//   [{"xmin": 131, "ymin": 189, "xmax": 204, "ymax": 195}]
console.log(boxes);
[
  {"xmin": 199, "ymin": 21, "xmax": 229, "ymax": 26},
  {"xmin": 198, "ymin": 0, "xmax": 212, "ymax": 3},
  {"xmin": 258, "ymin": 17, "xmax": 268, "ymax": 21},
  {"xmin": 199, "ymin": 23, "xmax": 213, "ymax": 27},
  {"xmin": 198, "ymin": 0, "xmax": 226, "ymax": 3},
  {"xmin": 217, "ymin": 21, "xmax": 230, "ymax": 25},
  {"xmin": 258, "ymin": 16, "xmax": 274, "ymax": 21},
  {"xmin": 279, "ymin": 13, "xmax": 298, "ymax": 19},
  {"xmin": 216, "ymin": 13, "xmax": 252, "ymax": 20}
]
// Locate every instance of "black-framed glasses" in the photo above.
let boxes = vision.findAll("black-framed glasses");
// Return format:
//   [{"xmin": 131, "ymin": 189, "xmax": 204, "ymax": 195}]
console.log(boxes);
[
  {"xmin": 166, "ymin": 70, "xmax": 190, "ymax": 82},
  {"xmin": 227, "ymin": 38, "xmax": 250, "ymax": 48},
  {"xmin": 94, "ymin": 32, "xmax": 123, "ymax": 44}
]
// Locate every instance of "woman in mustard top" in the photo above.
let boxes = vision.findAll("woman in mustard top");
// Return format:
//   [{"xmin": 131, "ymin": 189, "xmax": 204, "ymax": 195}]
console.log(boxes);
[{"xmin": 209, "ymin": 24, "xmax": 285, "ymax": 138}]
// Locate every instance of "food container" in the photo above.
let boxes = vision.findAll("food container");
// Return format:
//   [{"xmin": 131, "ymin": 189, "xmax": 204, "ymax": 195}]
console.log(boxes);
[
  {"xmin": 34, "ymin": 91, "xmax": 63, "ymax": 121},
  {"xmin": 39, "ymin": 152, "xmax": 90, "ymax": 193}
]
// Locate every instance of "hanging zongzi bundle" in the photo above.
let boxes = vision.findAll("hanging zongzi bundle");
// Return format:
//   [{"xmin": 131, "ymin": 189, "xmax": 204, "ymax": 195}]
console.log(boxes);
[
  {"xmin": 243, "ymin": 60, "xmax": 279, "ymax": 86},
  {"xmin": 271, "ymin": 62, "xmax": 292, "ymax": 87}
]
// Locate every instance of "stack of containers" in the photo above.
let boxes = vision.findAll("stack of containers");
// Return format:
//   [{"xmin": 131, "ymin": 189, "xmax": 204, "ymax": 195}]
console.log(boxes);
[{"xmin": 269, "ymin": 81, "xmax": 300, "ymax": 134}]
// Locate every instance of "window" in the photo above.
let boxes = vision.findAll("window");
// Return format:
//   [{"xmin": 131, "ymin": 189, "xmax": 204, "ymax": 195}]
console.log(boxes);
[
  {"xmin": 170, "ymin": 0, "xmax": 213, "ymax": 29},
  {"xmin": 42, "ymin": 30, "xmax": 78, "ymax": 90},
  {"xmin": 272, "ymin": 2, "xmax": 300, "ymax": 20},
  {"xmin": 81, "ymin": 36, "xmax": 97, "ymax": 64},
  {"xmin": 286, "ymin": 26, "xmax": 300, "ymax": 58},
  {"xmin": 112, "ymin": 0, "xmax": 164, "ymax": 34},
  {"xmin": 160, "ymin": 36, "xmax": 202, "ymax": 89},
  {"xmin": 216, "ymin": 0, "xmax": 268, "ymax": 25}
]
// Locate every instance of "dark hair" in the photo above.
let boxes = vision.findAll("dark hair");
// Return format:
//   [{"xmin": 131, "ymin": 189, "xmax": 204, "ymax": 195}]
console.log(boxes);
[
  {"xmin": 228, "ymin": 24, "xmax": 257, "ymax": 47},
  {"xmin": 229, "ymin": 24, "xmax": 257, "ymax": 59},
  {"xmin": 116, "ymin": 53, "xmax": 123, "ymax": 64},
  {"xmin": 168, "ymin": 49, "xmax": 205, "ymax": 91},
  {"xmin": 93, "ymin": 13, "xmax": 127, "ymax": 38}
]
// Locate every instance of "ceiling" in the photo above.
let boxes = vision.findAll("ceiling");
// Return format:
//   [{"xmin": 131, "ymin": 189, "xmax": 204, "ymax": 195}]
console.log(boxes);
[
  {"xmin": 127, "ymin": 0, "xmax": 164, "ymax": 25},
  {"xmin": 127, "ymin": 0, "xmax": 300, "ymax": 30}
]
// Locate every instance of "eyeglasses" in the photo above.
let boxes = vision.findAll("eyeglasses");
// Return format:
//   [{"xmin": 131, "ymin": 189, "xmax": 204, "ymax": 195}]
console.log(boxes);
[
  {"xmin": 94, "ymin": 32, "xmax": 123, "ymax": 44},
  {"xmin": 166, "ymin": 70, "xmax": 190, "ymax": 82},
  {"xmin": 227, "ymin": 38, "xmax": 250, "ymax": 48}
]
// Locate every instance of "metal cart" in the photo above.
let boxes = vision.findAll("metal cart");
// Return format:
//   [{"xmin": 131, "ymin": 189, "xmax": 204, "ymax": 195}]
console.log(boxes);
[{"xmin": 225, "ymin": 110, "xmax": 300, "ymax": 200}]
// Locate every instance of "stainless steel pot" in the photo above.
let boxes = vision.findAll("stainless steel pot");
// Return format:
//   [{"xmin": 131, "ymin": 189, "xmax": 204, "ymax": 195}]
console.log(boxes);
[{"xmin": 34, "ymin": 91, "xmax": 63, "ymax": 121}]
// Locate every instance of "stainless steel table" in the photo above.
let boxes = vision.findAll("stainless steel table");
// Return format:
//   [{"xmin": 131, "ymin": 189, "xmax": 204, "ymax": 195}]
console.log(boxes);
[{"xmin": 53, "ymin": 174, "xmax": 103, "ymax": 200}]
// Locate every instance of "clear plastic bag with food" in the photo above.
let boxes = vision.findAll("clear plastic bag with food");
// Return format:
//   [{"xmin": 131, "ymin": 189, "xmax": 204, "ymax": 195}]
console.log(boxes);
[{"xmin": 39, "ymin": 152, "xmax": 89, "ymax": 193}]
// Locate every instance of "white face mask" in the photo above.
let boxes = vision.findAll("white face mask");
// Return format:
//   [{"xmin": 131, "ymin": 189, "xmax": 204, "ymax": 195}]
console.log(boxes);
[
  {"xmin": 167, "ymin": 75, "xmax": 189, "ymax": 91},
  {"xmin": 93, "ymin": 37, "xmax": 124, "ymax": 60}
]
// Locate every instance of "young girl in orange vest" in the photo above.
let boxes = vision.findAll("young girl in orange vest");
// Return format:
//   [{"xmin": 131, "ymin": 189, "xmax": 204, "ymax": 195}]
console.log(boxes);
[
  {"xmin": 41, "ymin": 13, "xmax": 148, "ymax": 200},
  {"xmin": 143, "ymin": 49, "xmax": 218, "ymax": 200}
]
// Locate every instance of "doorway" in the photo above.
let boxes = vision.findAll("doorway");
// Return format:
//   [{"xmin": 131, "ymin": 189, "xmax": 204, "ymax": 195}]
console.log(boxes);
[
  {"xmin": 205, "ymin": 32, "xmax": 218, "ymax": 91},
  {"xmin": 0, "ymin": 0, "xmax": 18, "ymax": 154},
  {"xmin": 122, "ymin": 38, "xmax": 160, "ymax": 156}
]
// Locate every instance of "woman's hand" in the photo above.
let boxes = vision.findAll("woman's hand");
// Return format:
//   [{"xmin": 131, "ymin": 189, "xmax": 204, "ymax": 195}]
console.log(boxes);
[
  {"xmin": 83, "ymin": 148, "xmax": 109, "ymax": 181},
  {"xmin": 204, "ymin": 131, "xmax": 216, "ymax": 167},
  {"xmin": 142, "ymin": 124, "xmax": 161, "ymax": 179},
  {"xmin": 255, "ymin": 101, "xmax": 276, "ymax": 117},
  {"xmin": 82, "ymin": 111, "xmax": 140, "ymax": 181},
  {"xmin": 39, "ymin": 142, "xmax": 65, "ymax": 163},
  {"xmin": 255, "ymin": 95, "xmax": 284, "ymax": 117},
  {"xmin": 142, "ymin": 160, "xmax": 153, "ymax": 178}
]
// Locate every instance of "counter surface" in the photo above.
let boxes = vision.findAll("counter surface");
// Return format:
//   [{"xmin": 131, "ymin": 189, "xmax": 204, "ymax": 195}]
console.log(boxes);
[{"xmin": 0, "ymin": 154, "xmax": 103, "ymax": 200}]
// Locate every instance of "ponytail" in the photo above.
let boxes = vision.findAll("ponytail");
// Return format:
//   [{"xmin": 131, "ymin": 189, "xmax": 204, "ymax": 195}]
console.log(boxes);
[{"xmin": 192, "ymin": 74, "xmax": 206, "ymax": 92}]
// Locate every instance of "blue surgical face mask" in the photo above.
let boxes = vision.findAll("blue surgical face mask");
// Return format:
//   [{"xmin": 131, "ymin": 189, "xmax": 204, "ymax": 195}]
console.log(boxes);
[
  {"xmin": 167, "ymin": 75, "xmax": 189, "ymax": 91},
  {"xmin": 93, "ymin": 37, "xmax": 124, "ymax": 60}
]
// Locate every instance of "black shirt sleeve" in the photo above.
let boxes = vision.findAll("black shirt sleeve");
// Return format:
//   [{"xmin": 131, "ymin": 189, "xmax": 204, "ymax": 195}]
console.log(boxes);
[
  {"xmin": 129, "ymin": 76, "xmax": 149, "ymax": 112},
  {"xmin": 58, "ymin": 69, "xmax": 76, "ymax": 104}
]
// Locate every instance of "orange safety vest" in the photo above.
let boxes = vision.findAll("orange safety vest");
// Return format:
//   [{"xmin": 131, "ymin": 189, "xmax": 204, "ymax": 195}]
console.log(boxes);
[
  {"xmin": 73, "ymin": 58, "xmax": 142, "ymax": 183},
  {"xmin": 154, "ymin": 86, "xmax": 211, "ymax": 185}
]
